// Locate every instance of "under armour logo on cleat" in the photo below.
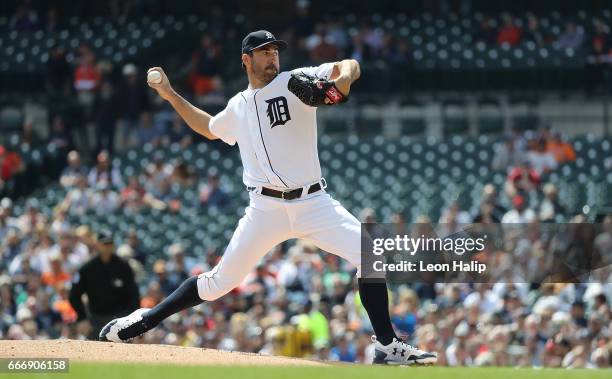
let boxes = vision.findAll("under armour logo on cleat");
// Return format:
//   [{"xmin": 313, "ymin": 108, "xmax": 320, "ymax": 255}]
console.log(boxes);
[{"xmin": 392, "ymin": 348, "xmax": 406, "ymax": 357}]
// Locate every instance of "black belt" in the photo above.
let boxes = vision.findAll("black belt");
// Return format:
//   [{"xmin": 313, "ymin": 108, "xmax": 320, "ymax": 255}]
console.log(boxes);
[{"xmin": 248, "ymin": 181, "xmax": 324, "ymax": 200}]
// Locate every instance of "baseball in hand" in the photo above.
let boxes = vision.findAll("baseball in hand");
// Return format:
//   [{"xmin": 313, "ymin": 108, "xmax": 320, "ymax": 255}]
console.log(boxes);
[{"xmin": 147, "ymin": 70, "xmax": 162, "ymax": 84}]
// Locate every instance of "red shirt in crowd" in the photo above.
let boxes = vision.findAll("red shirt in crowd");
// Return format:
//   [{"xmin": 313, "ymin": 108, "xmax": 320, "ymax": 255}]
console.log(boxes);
[
  {"xmin": 507, "ymin": 166, "xmax": 541, "ymax": 192},
  {"xmin": 497, "ymin": 25, "xmax": 522, "ymax": 46},
  {"xmin": 0, "ymin": 146, "xmax": 23, "ymax": 181},
  {"xmin": 74, "ymin": 63, "xmax": 101, "ymax": 91}
]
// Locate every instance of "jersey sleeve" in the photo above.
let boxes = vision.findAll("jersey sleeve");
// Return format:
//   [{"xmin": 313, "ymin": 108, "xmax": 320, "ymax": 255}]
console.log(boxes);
[
  {"xmin": 292, "ymin": 62, "xmax": 335, "ymax": 80},
  {"xmin": 209, "ymin": 103, "xmax": 237, "ymax": 146}
]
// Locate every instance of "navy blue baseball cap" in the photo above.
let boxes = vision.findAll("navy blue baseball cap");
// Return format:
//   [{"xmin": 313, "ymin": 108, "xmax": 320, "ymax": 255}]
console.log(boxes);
[{"xmin": 241, "ymin": 30, "xmax": 287, "ymax": 54}]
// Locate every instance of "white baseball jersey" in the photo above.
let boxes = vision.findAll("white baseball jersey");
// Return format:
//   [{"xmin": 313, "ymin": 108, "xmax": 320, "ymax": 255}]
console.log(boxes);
[
  {"xmin": 209, "ymin": 63, "xmax": 334, "ymax": 189},
  {"xmin": 195, "ymin": 62, "xmax": 363, "ymax": 302}
]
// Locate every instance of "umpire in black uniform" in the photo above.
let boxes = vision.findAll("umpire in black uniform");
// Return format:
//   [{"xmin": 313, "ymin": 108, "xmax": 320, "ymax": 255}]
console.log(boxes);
[{"xmin": 69, "ymin": 230, "xmax": 140, "ymax": 339}]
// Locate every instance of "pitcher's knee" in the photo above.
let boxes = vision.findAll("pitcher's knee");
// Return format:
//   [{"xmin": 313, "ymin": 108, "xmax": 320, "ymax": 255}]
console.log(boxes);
[{"xmin": 196, "ymin": 271, "xmax": 236, "ymax": 301}]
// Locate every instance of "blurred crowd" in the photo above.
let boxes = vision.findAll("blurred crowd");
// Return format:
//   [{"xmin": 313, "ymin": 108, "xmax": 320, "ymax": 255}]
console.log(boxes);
[
  {"xmin": 1, "ymin": 126, "xmax": 611, "ymax": 367},
  {"xmin": 1, "ymin": 0, "xmax": 611, "ymax": 369},
  {"xmin": 6, "ymin": 0, "xmax": 612, "ymax": 98},
  {"xmin": 488, "ymin": 126, "xmax": 577, "ymax": 224}
]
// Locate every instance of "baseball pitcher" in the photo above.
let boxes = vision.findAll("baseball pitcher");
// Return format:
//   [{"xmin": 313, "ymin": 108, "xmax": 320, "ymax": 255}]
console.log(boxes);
[{"xmin": 99, "ymin": 30, "xmax": 437, "ymax": 365}]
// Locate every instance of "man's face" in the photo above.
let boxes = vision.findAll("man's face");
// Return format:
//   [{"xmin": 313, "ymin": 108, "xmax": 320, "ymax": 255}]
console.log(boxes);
[
  {"xmin": 244, "ymin": 45, "xmax": 280, "ymax": 84},
  {"xmin": 98, "ymin": 242, "xmax": 114, "ymax": 257}
]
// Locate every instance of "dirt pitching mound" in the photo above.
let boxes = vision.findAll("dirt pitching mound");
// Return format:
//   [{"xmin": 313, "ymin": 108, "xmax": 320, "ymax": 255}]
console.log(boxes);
[{"xmin": 0, "ymin": 340, "xmax": 326, "ymax": 366}]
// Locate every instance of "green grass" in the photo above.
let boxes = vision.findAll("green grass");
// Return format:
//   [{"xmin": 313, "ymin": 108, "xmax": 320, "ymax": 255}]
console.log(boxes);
[{"xmin": 19, "ymin": 363, "xmax": 612, "ymax": 379}]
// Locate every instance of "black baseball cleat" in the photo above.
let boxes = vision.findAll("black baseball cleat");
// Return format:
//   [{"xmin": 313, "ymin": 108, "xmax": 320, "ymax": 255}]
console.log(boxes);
[{"xmin": 371, "ymin": 336, "xmax": 438, "ymax": 365}]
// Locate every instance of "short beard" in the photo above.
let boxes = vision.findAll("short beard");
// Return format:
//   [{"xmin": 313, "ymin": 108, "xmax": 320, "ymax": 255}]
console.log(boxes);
[{"xmin": 253, "ymin": 64, "xmax": 278, "ymax": 85}]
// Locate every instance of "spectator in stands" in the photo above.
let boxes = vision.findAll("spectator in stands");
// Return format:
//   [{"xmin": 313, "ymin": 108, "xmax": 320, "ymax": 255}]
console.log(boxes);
[
  {"xmin": 327, "ymin": 20, "xmax": 350, "ymax": 53},
  {"xmin": 170, "ymin": 159, "xmax": 196, "ymax": 188},
  {"xmin": 546, "ymin": 132, "xmax": 576, "ymax": 164},
  {"xmin": 32, "ymin": 291, "xmax": 62, "ymax": 338},
  {"xmin": 140, "ymin": 281, "xmax": 163, "ymax": 309},
  {"xmin": 88, "ymin": 150, "xmax": 123, "ymax": 189},
  {"xmin": 524, "ymin": 13, "xmax": 547, "ymax": 47},
  {"xmin": 42, "ymin": 230, "xmax": 88, "ymax": 274},
  {"xmin": 383, "ymin": 36, "xmax": 411, "ymax": 65},
  {"xmin": 362, "ymin": 24, "xmax": 386, "ymax": 57},
  {"xmin": 439, "ymin": 201, "xmax": 471, "ymax": 235},
  {"xmin": 526, "ymin": 138, "xmax": 557, "ymax": 175},
  {"xmin": 63, "ymin": 175, "xmax": 92, "ymax": 215},
  {"xmin": 73, "ymin": 44, "xmax": 101, "ymax": 110},
  {"xmin": 474, "ymin": 17, "xmax": 497, "ymax": 45},
  {"xmin": 144, "ymin": 153, "xmax": 171, "ymax": 191},
  {"xmin": 348, "ymin": 33, "xmax": 369, "ymax": 62},
  {"xmin": 50, "ymin": 207, "xmax": 71, "ymax": 236},
  {"xmin": 539, "ymin": 183, "xmax": 565, "ymax": 222},
  {"xmin": 136, "ymin": 111, "xmax": 165, "ymax": 146},
  {"xmin": 116, "ymin": 244, "xmax": 145, "ymax": 285},
  {"xmin": 307, "ymin": 24, "xmax": 340, "ymax": 63},
  {"xmin": 8, "ymin": 228, "xmax": 51, "ymax": 276},
  {"xmin": 52, "ymin": 282, "xmax": 78, "ymax": 326},
  {"xmin": 501, "ymin": 195, "xmax": 536, "ymax": 223},
  {"xmin": 40, "ymin": 253, "xmax": 71, "ymax": 287},
  {"xmin": 0, "ymin": 199, "xmax": 17, "ymax": 242},
  {"xmin": 44, "ymin": 7, "xmax": 60, "ymax": 32},
  {"xmin": 0, "ymin": 146, "xmax": 24, "ymax": 192},
  {"xmin": 492, "ymin": 136, "xmax": 521, "ymax": 171},
  {"xmin": 150, "ymin": 176, "xmax": 174, "ymax": 203},
  {"xmin": 391, "ymin": 287, "xmax": 418, "ymax": 336},
  {"xmin": 440, "ymin": 200, "xmax": 471, "ymax": 224},
  {"xmin": 93, "ymin": 78, "xmax": 120, "ymax": 155},
  {"xmin": 497, "ymin": 14, "xmax": 522, "ymax": 47},
  {"xmin": 116, "ymin": 63, "xmax": 151, "ymax": 151},
  {"xmin": 48, "ymin": 115, "xmax": 75, "ymax": 153},
  {"xmin": 60, "ymin": 151, "xmax": 88, "ymax": 188},
  {"xmin": 330, "ymin": 335, "xmax": 357, "ymax": 362},
  {"xmin": 152, "ymin": 259, "xmax": 179, "ymax": 296},
  {"xmin": 189, "ymin": 34, "xmax": 223, "ymax": 97},
  {"xmin": 199, "ymin": 174, "xmax": 229, "ymax": 209},
  {"xmin": 505, "ymin": 159, "xmax": 540, "ymax": 198},
  {"xmin": 481, "ymin": 184, "xmax": 506, "ymax": 220},
  {"xmin": 586, "ymin": 19, "xmax": 612, "ymax": 92},
  {"xmin": 557, "ymin": 22, "xmax": 585, "ymax": 50},
  {"xmin": 165, "ymin": 243, "xmax": 192, "ymax": 285},
  {"xmin": 16, "ymin": 200, "xmax": 46, "ymax": 235},
  {"xmin": 445, "ymin": 322, "xmax": 472, "ymax": 366},
  {"xmin": 46, "ymin": 45, "xmax": 71, "ymax": 96},
  {"xmin": 293, "ymin": 0, "xmax": 313, "ymax": 39},
  {"xmin": 90, "ymin": 183, "xmax": 120, "ymax": 216},
  {"xmin": 120, "ymin": 176, "xmax": 147, "ymax": 211},
  {"xmin": 163, "ymin": 114, "xmax": 193, "ymax": 147},
  {"xmin": 20, "ymin": 119, "xmax": 43, "ymax": 149},
  {"xmin": 122, "ymin": 229, "xmax": 148, "ymax": 265},
  {"xmin": 0, "ymin": 228, "xmax": 24, "ymax": 265},
  {"xmin": 9, "ymin": 0, "xmax": 39, "ymax": 31},
  {"xmin": 474, "ymin": 199, "xmax": 500, "ymax": 223}
]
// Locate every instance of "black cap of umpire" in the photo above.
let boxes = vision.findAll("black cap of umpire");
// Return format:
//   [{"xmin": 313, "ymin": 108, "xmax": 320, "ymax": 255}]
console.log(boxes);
[{"xmin": 96, "ymin": 229, "xmax": 114, "ymax": 244}]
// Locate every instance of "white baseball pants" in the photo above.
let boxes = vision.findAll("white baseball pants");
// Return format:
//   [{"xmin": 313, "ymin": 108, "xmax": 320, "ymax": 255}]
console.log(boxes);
[{"xmin": 196, "ymin": 190, "xmax": 362, "ymax": 301}]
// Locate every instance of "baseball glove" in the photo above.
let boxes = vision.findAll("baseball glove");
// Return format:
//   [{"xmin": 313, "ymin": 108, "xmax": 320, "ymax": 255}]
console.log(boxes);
[{"xmin": 288, "ymin": 72, "xmax": 348, "ymax": 107}]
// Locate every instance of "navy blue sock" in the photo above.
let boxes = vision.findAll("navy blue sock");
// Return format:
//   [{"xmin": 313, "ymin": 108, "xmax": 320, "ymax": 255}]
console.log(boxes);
[
  {"xmin": 358, "ymin": 279, "xmax": 397, "ymax": 345},
  {"xmin": 118, "ymin": 276, "xmax": 203, "ymax": 340}
]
